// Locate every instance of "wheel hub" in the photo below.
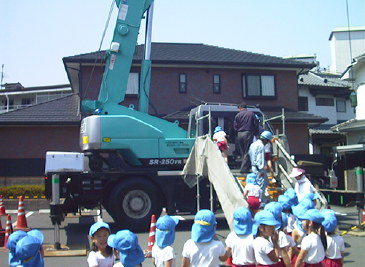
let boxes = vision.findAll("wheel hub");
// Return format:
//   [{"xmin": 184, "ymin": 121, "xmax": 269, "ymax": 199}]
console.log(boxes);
[{"xmin": 123, "ymin": 190, "xmax": 151, "ymax": 219}]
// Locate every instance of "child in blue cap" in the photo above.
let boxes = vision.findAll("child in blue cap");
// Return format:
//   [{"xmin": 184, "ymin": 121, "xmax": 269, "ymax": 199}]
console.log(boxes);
[
  {"xmin": 294, "ymin": 209, "xmax": 326, "ymax": 267},
  {"xmin": 212, "ymin": 126, "xmax": 230, "ymax": 163},
  {"xmin": 181, "ymin": 209, "xmax": 228, "ymax": 267},
  {"xmin": 244, "ymin": 173, "xmax": 262, "ymax": 218},
  {"xmin": 264, "ymin": 201, "xmax": 296, "ymax": 267},
  {"xmin": 88, "ymin": 221, "xmax": 115, "ymax": 267},
  {"xmin": 278, "ymin": 194, "xmax": 296, "ymax": 236},
  {"xmin": 107, "ymin": 229, "xmax": 144, "ymax": 267},
  {"xmin": 225, "ymin": 207, "xmax": 255, "ymax": 267},
  {"xmin": 7, "ymin": 230, "xmax": 28, "ymax": 267},
  {"xmin": 152, "ymin": 215, "xmax": 179, "ymax": 267},
  {"xmin": 13, "ymin": 229, "xmax": 45, "ymax": 267},
  {"xmin": 321, "ymin": 209, "xmax": 344, "ymax": 267},
  {"xmin": 252, "ymin": 210, "xmax": 281, "ymax": 266},
  {"xmin": 280, "ymin": 212, "xmax": 299, "ymax": 266}
]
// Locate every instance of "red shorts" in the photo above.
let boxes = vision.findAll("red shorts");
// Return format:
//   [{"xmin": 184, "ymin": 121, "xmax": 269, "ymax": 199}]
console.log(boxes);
[
  {"xmin": 232, "ymin": 264, "xmax": 256, "ymax": 267},
  {"xmin": 265, "ymin": 152, "xmax": 271, "ymax": 161},
  {"xmin": 258, "ymin": 264, "xmax": 279, "ymax": 267},
  {"xmin": 323, "ymin": 258, "xmax": 342, "ymax": 267},
  {"xmin": 303, "ymin": 263, "xmax": 324, "ymax": 267},
  {"xmin": 247, "ymin": 196, "xmax": 260, "ymax": 210},
  {"xmin": 217, "ymin": 141, "xmax": 227, "ymax": 151}
]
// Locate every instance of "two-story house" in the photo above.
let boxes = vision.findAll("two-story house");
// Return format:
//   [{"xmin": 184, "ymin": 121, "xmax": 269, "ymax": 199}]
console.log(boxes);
[
  {"xmin": 297, "ymin": 71, "xmax": 354, "ymax": 156},
  {"xmin": 333, "ymin": 53, "xmax": 365, "ymax": 144}
]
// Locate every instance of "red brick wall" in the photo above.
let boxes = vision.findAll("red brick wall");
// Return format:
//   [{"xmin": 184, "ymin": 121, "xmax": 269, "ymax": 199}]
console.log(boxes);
[
  {"xmin": 0, "ymin": 126, "xmax": 80, "ymax": 159},
  {"xmin": 80, "ymin": 65, "xmax": 299, "ymax": 115},
  {"xmin": 271, "ymin": 123, "xmax": 309, "ymax": 154}
]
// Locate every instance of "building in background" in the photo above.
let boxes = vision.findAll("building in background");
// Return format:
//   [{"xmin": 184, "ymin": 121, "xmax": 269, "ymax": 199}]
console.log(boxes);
[{"xmin": 0, "ymin": 83, "xmax": 71, "ymax": 113}]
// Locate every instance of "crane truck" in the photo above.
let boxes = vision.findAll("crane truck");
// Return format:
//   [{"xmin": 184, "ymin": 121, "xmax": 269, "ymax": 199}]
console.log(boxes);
[
  {"xmin": 45, "ymin": 0, "xmax": 327, "ymax": 232},
  {"xmin": 44, "ymin": 0, "xmax": 267, "ymax": 231}
]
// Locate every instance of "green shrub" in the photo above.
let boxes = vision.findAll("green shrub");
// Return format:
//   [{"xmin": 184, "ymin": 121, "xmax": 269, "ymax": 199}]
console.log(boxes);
[{"xmin": 0, "ymin": 185, "xmax": 45, "ymax": 197}]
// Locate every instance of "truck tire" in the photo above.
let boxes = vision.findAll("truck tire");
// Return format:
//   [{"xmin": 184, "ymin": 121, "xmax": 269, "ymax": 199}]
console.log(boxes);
[{"xmin": 108, "ymin": 178, "xmax": 163, "ymax": 232}]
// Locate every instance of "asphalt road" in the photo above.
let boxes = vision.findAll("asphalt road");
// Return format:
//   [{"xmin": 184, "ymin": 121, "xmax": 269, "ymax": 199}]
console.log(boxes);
[{"xmin": 0, "ymin": 203, "xmax": 364, "ymax": 267}]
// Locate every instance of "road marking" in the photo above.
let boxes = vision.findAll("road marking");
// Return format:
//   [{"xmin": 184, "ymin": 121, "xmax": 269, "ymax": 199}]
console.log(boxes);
[
  {"xmin": 39, "ymin": 209, "xmax": 50, "ymax": 213},
  {"xmin": 175, "ymin": 215, "xmax": 185, "ymax": 221},
  {"xmin": 12, "ymin": 211, "xmax": 34, "ymax": 228},
  {"xmin": 335, "ymin": 212, "xmax": 347, "ymax": 216}
]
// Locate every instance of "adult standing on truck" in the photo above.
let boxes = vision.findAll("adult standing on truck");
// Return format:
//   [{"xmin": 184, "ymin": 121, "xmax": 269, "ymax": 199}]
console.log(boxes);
[
  {"xmin": 249, "ymin": 130, "xmax": 273, "ymax": 208},
  {"xmin": 234, "ymin": 102, "xmax": 259, "ymax": 174}
]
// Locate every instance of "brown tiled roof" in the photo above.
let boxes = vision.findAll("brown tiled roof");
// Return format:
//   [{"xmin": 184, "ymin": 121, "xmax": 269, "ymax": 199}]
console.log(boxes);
[
  {"xmin": 0, "ymin": 94, "xmax": 81, "ymax": 125},
  {"xmin": 64, "ymin": 43, "xmax": 316, "ymax": 69}
]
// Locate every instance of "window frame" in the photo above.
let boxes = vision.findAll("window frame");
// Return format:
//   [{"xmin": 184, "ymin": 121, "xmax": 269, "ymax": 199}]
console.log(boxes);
[
  {"xmin": 298, "ymin": 96, "xmax": 309, "ymax": 111},
  {"xmin": 213, "ymin": 74, "xmax": 221, "ymax": 94},
  {"xmin": 241, "ymin": 73, "xmax": 277, "ymax": 98},
  {"xmin": 315, "ymin": 97, "xmax": 334, "ymax": 107},
  {"xmin": 336, "ymin": 100, "xmax": 346, "ymax": 113},
  {"xmin": 125, "ymin": 72, "xmax": 139, "ymax": 97},
  {"xmin": 179, "ymin": 73, "xmax": 187, "ymax": 93}
]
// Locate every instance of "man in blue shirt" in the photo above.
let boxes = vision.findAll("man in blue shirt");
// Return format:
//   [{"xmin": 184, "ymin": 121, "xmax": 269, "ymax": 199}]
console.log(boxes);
[{"xmin": 249, "ymin": 131, "xmax": 273, "ymax": 207}]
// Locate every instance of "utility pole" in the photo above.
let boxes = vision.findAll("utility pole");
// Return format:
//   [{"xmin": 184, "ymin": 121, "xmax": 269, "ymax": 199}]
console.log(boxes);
[{"xmin": 1, "ymin": 64, "xmax": 4, "ymax": 89}]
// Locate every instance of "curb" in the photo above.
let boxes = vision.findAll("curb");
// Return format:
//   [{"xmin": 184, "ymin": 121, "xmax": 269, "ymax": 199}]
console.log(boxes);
[{"xmin": 2, "ymin": 198, "xmax": 49, "ymax": 211}]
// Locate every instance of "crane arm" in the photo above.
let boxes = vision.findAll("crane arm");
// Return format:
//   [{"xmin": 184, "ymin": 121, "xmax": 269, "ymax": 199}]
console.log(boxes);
[{"xmin": 82, "ymin": 0, "xmax": 154, "ymax": 114}]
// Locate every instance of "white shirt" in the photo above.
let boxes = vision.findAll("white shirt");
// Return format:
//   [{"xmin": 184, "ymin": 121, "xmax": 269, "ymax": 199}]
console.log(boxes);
[
  {"xmin": 244, "ymin": 183, "xmax": 262, "ymax": 198},
  {"xmin": 294, "ymin": 175, "xmax": 314, "ymax": 202},
  {"xmin": 252, "ymin": 236, "xmax": 276, "ymax": 265},
  {"xmin": 212, "ymin": 131, "xmax": 226, "ymax": 142},
  {"xmin": 87, "ymin": 251, "xmax": 115, "ymax": 267},
  {"xmin": 285, "ymin": 213, "xmax": 296, "ymax": 233},
  {"xmin": 152, "ymin": 244, "xmax": 176, "ymax": 267},
  {"xmin": 300, "ymin": 233, "xmax": 325, "ymax": 264},
  {"xmin": 326, "ymin": 234, "xmax": 345, "ymax": 259},
  {"xmin": 264, "ymin": 143, "xmax": 271, "ymax": 153},
  {"xmin": 182, "ymin": 239, "xmax": 226, "ymax": 267},
  {"xmin": 278, "ymin": 231, "xmax": 296, "ymax": 258},
  {"xmin": 113, "ymin": 263, "xmax": 142, "ymax": 267},
  {"xmin": 249, "ymin": 139, "xmax": 265, "ymax": 171},
  {"xmin": 225, "ymin": 232, "xmax": 255, "ymax": 265}
]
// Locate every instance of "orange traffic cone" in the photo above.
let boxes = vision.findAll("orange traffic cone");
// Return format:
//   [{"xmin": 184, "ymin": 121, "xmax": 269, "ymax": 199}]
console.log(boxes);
[
  {"xmin": 145, "ymin": 214, "xmax": 156, "ymax": 258},
  {"xmin": 226, "ymin": 255, "xmax": 233, "ymax": 266},
  {"xmin": 14, "ymin": 196, "xmax": 30, "ymax": 231},
  {"xmin": 0, "ymin": 195, "xmax": 6, "ymax": 216},
  {"xmin": 2, "ymin": 214, "xmax": 12, "ymax": 249}
]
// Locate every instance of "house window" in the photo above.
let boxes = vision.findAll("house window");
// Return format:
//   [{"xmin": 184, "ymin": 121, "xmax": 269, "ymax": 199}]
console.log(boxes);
[
  {"xmin": 126, "ymin": 73, "xmax": 139, "ymax": 95},
  {"xmin": 4, "ymin": 99, "xmax": 14, "ymax": 107},
  {"xmin": 316, "ymin": 97, "xmax": 334, "ymax": 106},
  {"xmin": 21, "ymin": 98, "xmax": 31, "ymax": 107},
  {"xmin": 213, "ymin": 74, "xmax": 221, "ymax": 94},
  {"xmin": 298, "ymin": 97, "xmax": 308, "ymax": 111},
  {"xmin": 242, "ymin": 74, "xmax": 276, "ymax": 97},
  {"xmin": 336, "ymin": 100, "xmax": 346, "ymax": 112},
  {"xmin": 179, "ymin": 74, "xmax": 187, "ymax": 93}
]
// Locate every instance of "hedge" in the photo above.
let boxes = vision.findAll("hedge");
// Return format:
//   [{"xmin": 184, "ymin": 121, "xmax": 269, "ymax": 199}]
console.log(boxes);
[{"xmin": 0, "ymin": 185, "xmax": 45, "ymax": 198}]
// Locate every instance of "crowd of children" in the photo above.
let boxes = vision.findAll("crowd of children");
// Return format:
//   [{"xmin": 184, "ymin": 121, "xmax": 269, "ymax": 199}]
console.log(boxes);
[{"xmin": 6, "ymin": 185, "xmax": 344, "ymax": 267}]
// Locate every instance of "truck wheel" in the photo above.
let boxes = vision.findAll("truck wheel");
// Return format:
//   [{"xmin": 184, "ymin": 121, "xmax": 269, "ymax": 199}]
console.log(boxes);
[{"xmin": 108, "ymin": 178, "xmax": 163, "ymax": 232}]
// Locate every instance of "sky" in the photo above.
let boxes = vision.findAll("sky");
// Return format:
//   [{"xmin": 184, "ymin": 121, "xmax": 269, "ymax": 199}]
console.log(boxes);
[{"xmin": 1, "ymin": 0, "xmax": 364, "ymax": 88}]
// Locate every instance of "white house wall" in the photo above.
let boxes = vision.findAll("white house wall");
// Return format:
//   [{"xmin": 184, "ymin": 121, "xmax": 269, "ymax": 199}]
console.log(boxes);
[
  {"xmin": 299, "ymin": 88, "xmax": 354, "ymax": 124},
  {"xmin": 355, "ymin": 65, "xmax": 365, "ymax": 120},
  {"xmin": 347, "ymin": 130, "xmax": 365, "ymax": 144},
  {"xmin": 330, "ymin": 30, "xmax": 365, "ymax": 74}
]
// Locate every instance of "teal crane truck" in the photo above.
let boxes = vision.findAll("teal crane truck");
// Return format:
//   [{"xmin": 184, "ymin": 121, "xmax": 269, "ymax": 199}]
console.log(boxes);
[{"xmin": 44, "ymin": 0, "xmax": 268, "ymax": 231}]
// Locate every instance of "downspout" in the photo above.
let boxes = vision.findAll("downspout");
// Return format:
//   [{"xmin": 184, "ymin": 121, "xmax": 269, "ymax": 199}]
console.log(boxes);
[{"xmin": 5, "ymin": 93, "xmax": 9, "ymax": 112}]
